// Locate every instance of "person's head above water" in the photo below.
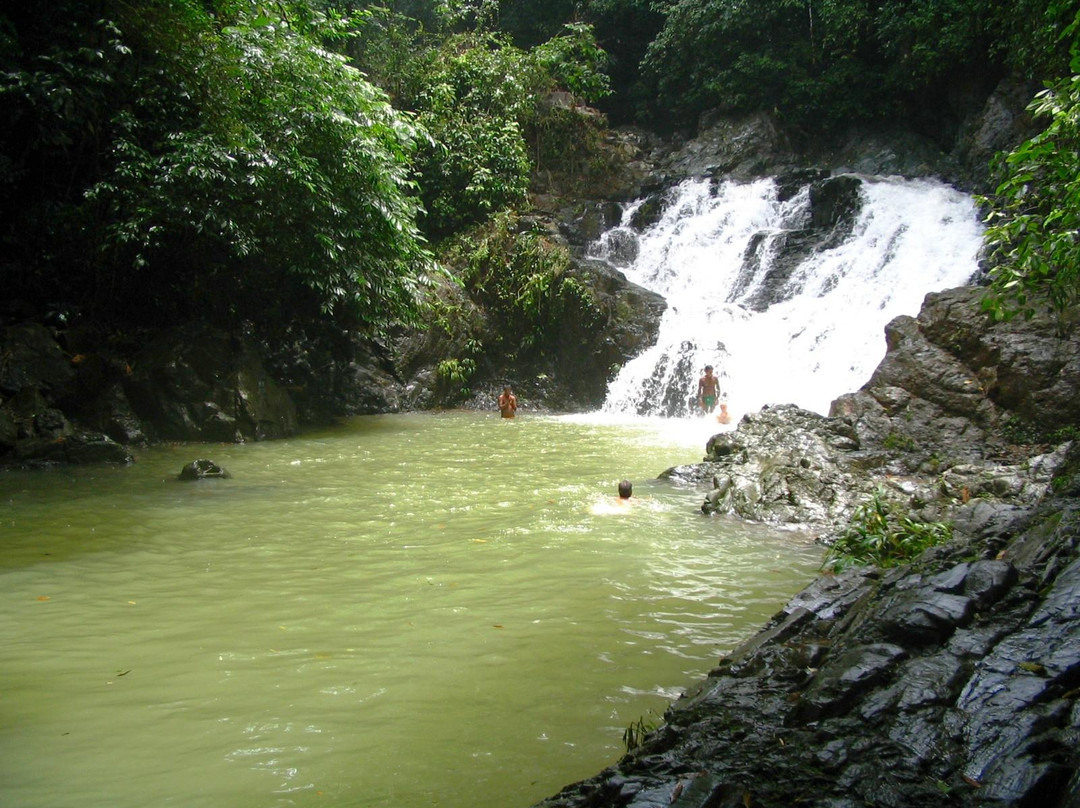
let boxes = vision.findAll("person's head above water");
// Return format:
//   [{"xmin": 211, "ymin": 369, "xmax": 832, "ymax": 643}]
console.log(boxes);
[{"xmin": 618, "ymin": 480, "xmax": 633, "ymax": 499}]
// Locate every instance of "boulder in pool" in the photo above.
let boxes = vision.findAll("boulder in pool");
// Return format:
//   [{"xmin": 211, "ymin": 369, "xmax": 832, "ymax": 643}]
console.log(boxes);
[{"xmin": 178, "ymin": 459, "xmax": 231, "ymax": 481}]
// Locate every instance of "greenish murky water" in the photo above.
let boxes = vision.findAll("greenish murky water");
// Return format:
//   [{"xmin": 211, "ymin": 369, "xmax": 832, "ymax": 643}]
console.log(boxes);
[{"xmin": 0, "ymin": 411, "xmax": 822, "ymax": 808}]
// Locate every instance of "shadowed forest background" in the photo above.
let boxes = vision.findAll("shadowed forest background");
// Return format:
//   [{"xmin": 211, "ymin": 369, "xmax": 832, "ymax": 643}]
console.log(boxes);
[{"xmin": 2, "ymin": 0, "xmax": 1078, "ymax": 414}]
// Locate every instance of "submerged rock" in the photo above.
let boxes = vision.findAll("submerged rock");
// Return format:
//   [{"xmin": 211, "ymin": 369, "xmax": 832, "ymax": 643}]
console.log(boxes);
[{"xmin": 178, "ymin": 459, "xmax": 231, "ymax": 481}]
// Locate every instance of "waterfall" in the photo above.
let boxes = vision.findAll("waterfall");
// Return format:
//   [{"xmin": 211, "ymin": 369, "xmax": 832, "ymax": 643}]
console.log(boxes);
[{"xmin": 594, "ymin": 175, "xmax": 984, "ymax": 418}]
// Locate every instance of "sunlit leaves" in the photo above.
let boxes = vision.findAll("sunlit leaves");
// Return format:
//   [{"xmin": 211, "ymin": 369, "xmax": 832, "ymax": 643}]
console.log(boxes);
[
  {"xmin": 408, "ymin": 33, "xmax": 535, "ymax": 237},
  {"xmin": 116, "ymin": 3, "xmax": 432, "ymax": 329},
  {"xmin": 3, "ymin": 0, "xmax": 435, "ymax": 333},
  {"xmin": 980, "ymin": 65, "xmax": 1080, "ymax": 319}
]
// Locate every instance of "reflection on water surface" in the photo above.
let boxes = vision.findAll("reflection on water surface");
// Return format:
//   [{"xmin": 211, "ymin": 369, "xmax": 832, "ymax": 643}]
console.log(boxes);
[{"xmin": 0, "ymin": 411, "xmax": 822, "ymax": 808}]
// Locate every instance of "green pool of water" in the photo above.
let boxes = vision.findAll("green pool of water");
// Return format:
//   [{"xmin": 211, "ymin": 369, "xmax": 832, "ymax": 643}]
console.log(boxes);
[{"xmin": 0, "ymin": 411, "xmax": 823, "ymax": 808}]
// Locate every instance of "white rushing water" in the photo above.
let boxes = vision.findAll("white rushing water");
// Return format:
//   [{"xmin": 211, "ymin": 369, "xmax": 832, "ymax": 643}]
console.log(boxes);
[{"xmin": 594, "ymin": 175, "xmax": 984, "ymax": 418}]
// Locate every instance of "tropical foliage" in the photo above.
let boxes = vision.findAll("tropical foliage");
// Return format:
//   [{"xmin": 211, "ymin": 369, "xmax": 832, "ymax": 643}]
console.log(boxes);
[
  {"xmin": 637, "ymin": 0, "xmax": 1078, "ymax": 133},
  {"xmin": 823, "ymin": 491, "xmax": 953, "ymax": 573},
  {"xmin": 350, "ymin": 15, "xmax": 611, "ymax": 238},
  {"xmin": 438, "ymin": 212, "xmax": 601, "ymax": 366},
  {"xmin": 2, "ymin": 0, "xmax": 434, "ymax": 337},
  {"xmin": 980, "ymin": 31, "xmax": 1080, "ymax": 318}
]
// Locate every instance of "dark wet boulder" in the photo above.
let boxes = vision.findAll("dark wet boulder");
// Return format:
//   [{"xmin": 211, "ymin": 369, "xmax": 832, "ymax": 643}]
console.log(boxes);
[
  {"xmin": 796, "ymin": 642, "xmax": 909, "ymax": 722},
  {"xmin": 0, "ymin": 322, "xmax": 74, "ymax": 397},
  {"xmin": 13, "ymin": 430, "xmax": 132, "ymax": 466},
  {"xmin": 179, "ymin": 459, "xmax": 231, "ymax": 481},
  {"xmin": 123, "ymin": 324, "xmax": 297, "ymax": 443},
  {"xmin": 878, "ymin": 589, "xmax": 975, "ymax": 645}
]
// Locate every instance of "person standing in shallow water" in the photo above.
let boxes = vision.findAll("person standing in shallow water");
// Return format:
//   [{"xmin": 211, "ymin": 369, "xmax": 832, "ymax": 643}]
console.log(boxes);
[
  {"xmin": 498, "ymin": 386, "xmax": 518, "ymax": 418},
  {"xmin": 697, "ymin": 365, "xmax": 719, "ymax": 414}
]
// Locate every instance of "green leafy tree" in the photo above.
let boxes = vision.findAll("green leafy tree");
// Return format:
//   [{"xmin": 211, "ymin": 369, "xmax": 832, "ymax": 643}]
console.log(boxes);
[
  {"xmin": 2, "ymin": 0, "xmax": 433, "ymax": 335},
  {"xmin": 981, "ymin": 65, "xmax": 1080, "ymax": 318},
  {"xmin": 407, "ymin": 33, "xmax": 535, "ymax": 237},
  {"xmin": 637, "ymin": 0, "xmax": 1073, "ymax": 134},
  {"xmin": 532, "ymin": 22, "xmax": 611, "ymax": 104}
]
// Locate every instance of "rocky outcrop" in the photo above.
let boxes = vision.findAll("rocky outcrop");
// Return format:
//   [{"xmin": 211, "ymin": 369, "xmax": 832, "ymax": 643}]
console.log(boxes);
[
  {"xmin": 1, "ymin": 320, "xmax": 298, "ymax": 466},
  {"xmin": 832, "ymin": 286, "xmax": 1080, "ymax": 474},
  {"xmin": 550, "ymin": 260, "xmax": 668, "ymax": 406},
  {"xmin": 0, "ymin": 322, "xmax": 132, "ymax": 465},
  {"xmin": 536, "ymin": 483, "xmax": 1080, "ymax": 808},
  {"xmin": 663, "ymin": 404, "xmax": 871, "ymax": 528},
  {"xmin": 123, "ymin": 324, "xmax": 297, "ymax": 443}
]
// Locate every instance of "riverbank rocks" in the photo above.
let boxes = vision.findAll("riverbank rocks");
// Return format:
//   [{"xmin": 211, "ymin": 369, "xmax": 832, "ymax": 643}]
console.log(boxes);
[
  {"xmin": 0, "ymin": 322, "xmax": 133, "ymax": 466},
  {"xmin": 123, "ymin": 324, "xmax": 297, "ymax": 442},
  {"xmin": 534, "ymin": 491, "xmax": 1080, "ymax": 808},
  {"xmin": 663, "ymin": 404, "xmax": 871, "ymax": 529},
  {"xmin": 832, "ymin": 286, "xmax": 1080, "ymax": 474}
]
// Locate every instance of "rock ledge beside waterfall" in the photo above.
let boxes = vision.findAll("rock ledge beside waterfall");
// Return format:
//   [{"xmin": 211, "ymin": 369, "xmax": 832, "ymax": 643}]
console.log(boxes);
[{"xmin": 533, "ymin": 286, "xmax": 1080, "ymax": 808}]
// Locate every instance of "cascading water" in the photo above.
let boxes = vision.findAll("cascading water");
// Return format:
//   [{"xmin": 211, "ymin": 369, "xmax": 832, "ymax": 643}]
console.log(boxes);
[{"xmin": 594, "ymin": 175, "xmax": 985, "ymax": 418}]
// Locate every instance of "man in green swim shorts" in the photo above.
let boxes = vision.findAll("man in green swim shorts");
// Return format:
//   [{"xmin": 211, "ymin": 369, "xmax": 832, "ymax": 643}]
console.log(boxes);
[{"xmin": 697, "ymin": 365, "xmax": 719, "ymax": 414}]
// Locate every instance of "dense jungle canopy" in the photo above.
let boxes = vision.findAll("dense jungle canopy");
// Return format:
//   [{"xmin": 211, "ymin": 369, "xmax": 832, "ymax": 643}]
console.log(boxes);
[{"xmin": 1, "ymin": 0, "xmax": 1078, "ymax": 357}]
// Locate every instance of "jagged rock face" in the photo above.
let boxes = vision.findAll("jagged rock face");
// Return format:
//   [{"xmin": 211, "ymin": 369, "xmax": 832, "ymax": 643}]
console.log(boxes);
[
  {"xmin": 123, "ymin": 324, "xmax": 297, "ymax": 442},
  {"xmin": 555, "ymin": 260, "xmax": 668, "ymax": 405},
  {"xmin": 663, "ymin": 404, "xmax": 870, "ymax": 528},
  {"xmin": 534, "ymin": 493, "xmax": 1080, "ymax": 808},
  {"xmin": 832, "ymin": 286, "xmax": 1080, "ymax": 473},
  {"xmin": 0, "ymin": 323, "xmax": 132, "ymax": 465}
]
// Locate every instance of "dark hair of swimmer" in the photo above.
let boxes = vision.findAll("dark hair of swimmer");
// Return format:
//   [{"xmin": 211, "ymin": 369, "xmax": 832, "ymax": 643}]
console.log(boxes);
[{"xmin": 618, "ymin": 480, "xmax": 633, "ymax": 499}]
